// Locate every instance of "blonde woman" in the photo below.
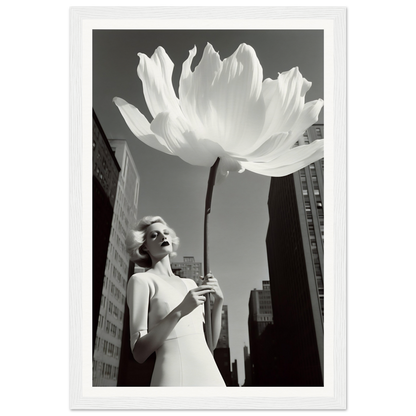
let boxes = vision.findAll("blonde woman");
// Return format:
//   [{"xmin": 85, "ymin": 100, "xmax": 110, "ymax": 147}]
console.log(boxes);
[{"xmin": 125, "ymin": 216, "xmax": 225, "ymax": 386}]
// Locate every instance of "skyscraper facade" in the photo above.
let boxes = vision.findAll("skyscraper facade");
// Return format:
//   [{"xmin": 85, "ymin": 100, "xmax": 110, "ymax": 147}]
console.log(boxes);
[
  {"xmin": 242, "ymin": 344, "xmax": 252, "ymax": 386},
  {"xmin": 213, "ymin": 304, "xmax": 232, "ymax": 386},
  {"xmin": 92, "ymin": 111, "xmax": 121, "ymax": 353},
  {"xmin": 247, "ymin": 281, "xmax": 277, "ymax": 385},
  {"xmin": 231, "ymin": 359, "xmax": 239, "ymax": 386},
  {"xmin": 171, "ymin": 256, "xmax": 202, "ymax": 285},
  {"xmin": 93, "ymin": 138, "xmax": 140, "ymax": 386},
  {"xmin": 266, "ymin": 124, "xmax": 324, "ymax": 386}
]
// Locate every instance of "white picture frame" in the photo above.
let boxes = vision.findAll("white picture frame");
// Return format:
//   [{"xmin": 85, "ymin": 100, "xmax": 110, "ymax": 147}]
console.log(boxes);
[{"xmin": 66, "ymin": 3, "xmax": 352, "ymax": 415}]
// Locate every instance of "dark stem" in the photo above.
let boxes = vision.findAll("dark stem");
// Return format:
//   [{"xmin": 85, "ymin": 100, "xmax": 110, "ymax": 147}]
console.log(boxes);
[{"xmin": 203, "ymin": 157, "xmax": 220, "ymax": 354}]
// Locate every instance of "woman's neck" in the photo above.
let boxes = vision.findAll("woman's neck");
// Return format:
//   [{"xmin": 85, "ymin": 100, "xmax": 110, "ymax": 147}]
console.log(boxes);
[{"xmin": 150, "ymin": 256, "xmax": 174, "ymax": 277}]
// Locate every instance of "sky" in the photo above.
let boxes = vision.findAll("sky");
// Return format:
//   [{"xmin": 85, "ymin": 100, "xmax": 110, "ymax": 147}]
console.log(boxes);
[{"xmin": 93, "ymin": 29, "xmax": 324, "ymax": 386}]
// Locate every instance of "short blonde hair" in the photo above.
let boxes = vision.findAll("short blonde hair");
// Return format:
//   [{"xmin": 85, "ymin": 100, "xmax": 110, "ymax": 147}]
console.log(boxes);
[{"xmin": 125, "ymin": 216, "xmax": 179, "ymax": 268}]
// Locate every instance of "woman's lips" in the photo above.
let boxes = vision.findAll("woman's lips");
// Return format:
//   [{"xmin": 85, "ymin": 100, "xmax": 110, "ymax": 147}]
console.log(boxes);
[{"xmin": 161, "ymin": 241, "xmax": 170, "ymax": 247}]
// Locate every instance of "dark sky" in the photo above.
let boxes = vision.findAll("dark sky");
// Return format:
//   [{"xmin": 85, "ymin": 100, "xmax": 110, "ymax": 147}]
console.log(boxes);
[{"xmin": 93, "ymin": 29, "xmax": 324, "ymax": 385}]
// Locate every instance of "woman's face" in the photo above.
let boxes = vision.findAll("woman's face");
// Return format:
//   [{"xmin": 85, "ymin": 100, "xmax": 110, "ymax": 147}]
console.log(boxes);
[{"xmin": 144, "ymin": 222, "xmax": 173, "ymax": 261}]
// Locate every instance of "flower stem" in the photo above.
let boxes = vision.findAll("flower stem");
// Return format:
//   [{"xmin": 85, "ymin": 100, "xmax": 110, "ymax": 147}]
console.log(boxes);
[{"xmin": 203, "ymin": 157, "xmax": 220, "ymax": 354}]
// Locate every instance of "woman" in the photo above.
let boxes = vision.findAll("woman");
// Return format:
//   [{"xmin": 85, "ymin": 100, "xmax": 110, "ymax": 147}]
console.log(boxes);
[{"xmin": 125, "ymin": 215, "xmax": 226, "ymax": 386}]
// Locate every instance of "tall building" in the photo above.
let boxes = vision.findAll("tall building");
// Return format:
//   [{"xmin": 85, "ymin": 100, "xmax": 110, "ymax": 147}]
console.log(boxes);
[
  {"xmin": 92, "ymin": 111, "xmax": 121, "ymax": 353},
  {"xmin": 231, "ymin": 359, "xmax": 239, "ymax": 387},
  {"xmin": 93, "ymin": 138, "xmax": 140, "ymax": 386},
  {"xmin": 266, "ymin": 124, "xmax": 324, "ymax": 386},
  {"xmin": 215, "ymin": 304, "xmax": 230, "ymax": 349},
  {"xmin": 247, "ymin": 281, "xmax": 277, "ymax": 385},
  {"xmin": 249, "ymin": 281, "xmax": 273, "ymax": 331},
  {"xmin": 171, "ymin": 256, "xmax": 202, "ymax": 285},
  {"xmin": 213, "ymin": 305, "xmax": 232, "ymax": 386},
  {"xmin": 242, "ymin": 344, "xmax": 252, "ymax": 386}
]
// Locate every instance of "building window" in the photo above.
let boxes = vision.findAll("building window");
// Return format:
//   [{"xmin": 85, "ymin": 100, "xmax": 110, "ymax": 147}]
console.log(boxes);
[
  {"xmin": 98, "ymin": 314, "xmax": 105, "ymax": 329},
  {"xmin": 104, "ymin": 364, "xmax": 112, "ymax": 379},
  {"xmin": 111, "ymin": 324, "xmax": 117, "ymax": 337},
  {"xmin": 108, "ymin": 343, "xmax": 114, "ymax": 357}
]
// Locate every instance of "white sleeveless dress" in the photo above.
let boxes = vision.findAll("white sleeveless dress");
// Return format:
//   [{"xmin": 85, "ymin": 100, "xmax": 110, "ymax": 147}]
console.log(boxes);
[{"xmin": 126, "ymin": 272, "xmax": 226, "ymax": 386}]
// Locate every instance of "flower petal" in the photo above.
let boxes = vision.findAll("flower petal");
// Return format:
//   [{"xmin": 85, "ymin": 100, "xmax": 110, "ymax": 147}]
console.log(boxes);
[
  {"xmin": 260, "ymin": 67, "xmax": 312, "ymax": 142},
  {"xmin": 231, "ymin": 132, "xmax": 290, "ymax": 163},
  {"xmin": 240, "ymin": 139, "xmax": 324, "ymax": 177},
  {"xmin": 137, "ymin": 47, "xmax": 181, "ymax": 119},
  {"xmin": 293, "ymin": 99, "xmax": 324, "ymax": 135},
  {"xmin": 179, "ymin": 44, "xmax": 222, "ymax": 138},
  {"xmin": 212, "ymin": 44, "xmax": 267, "ymax": 151},
  {"xmin": 113, "ymin": 97, "xmax": 173, "ymax": 155},
  {"xmin": 180, "ymin": 43, "xmax": 266, "ymax": 151},
  {"xmin": 150, "ymin": 112, "xmax": 220, "ymax": 167},
  {"xmin": 209, "ymin": 156, "xmax": 245, "ymax": 184},
  {"xmin": 234, "ymin": 97, "xmax": 322, "ymax": 163},
  {"xmin": 276, "ymin": 99, "xmax": 324, "ymax": 151}
]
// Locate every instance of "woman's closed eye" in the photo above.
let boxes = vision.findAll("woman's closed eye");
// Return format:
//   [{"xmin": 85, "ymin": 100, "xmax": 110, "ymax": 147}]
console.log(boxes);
[{"xmin": 150, "ymin": 230, "xmax": 169, "ymax": 239}]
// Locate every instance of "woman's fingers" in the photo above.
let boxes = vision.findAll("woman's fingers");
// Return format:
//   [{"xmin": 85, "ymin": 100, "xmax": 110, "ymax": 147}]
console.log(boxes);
[
  {"xmin": 194, "ymin": 285, "xmax": 215, "ymax": 293},
  {"xmin": 199, "ymin": 273, "xmax": 224, "ymax": 301},
  {"xmin": 189, "ymin": 286, "xmax": 213, "ymax": 303},
  {"xmin": 200, "ymin": 272, "xmax": 216, "ymax": 282},
  {"xmin": 202, "ymin": 279, "xmax": 218, "ymax": 290}
]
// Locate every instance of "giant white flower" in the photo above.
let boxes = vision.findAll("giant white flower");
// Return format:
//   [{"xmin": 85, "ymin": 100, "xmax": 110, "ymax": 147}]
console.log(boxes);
[
  {"xmin": 114, "ymin": 43, "xmax": 325, "ymax": 352},
  {"xmin": 114, "ymin": 43, "xmax": 323, "ymax": 178}
]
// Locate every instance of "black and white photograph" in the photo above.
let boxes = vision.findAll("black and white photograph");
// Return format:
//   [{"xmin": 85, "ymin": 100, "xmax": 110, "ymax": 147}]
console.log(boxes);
[{"xmin": 71, "ymin": 8, "xmax": 346, "ymax": 409}]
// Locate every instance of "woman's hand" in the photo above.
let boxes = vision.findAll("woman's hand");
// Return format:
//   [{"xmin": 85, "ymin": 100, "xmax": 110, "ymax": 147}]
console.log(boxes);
[
  {"xmin": 201, "ymin": 273, "xmax": 224, "ymax": 349},
  {"xmin": 201, "ymin": 273, "xmax": 224, "ymax": 302},
  {"xmin": 175, "ymin": 285, "xmax": 215, "ymax": 317}
]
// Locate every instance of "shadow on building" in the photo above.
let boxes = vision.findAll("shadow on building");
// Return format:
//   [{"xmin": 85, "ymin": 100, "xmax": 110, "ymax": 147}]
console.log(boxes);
[{"xmin": 265, "ymin": 125, "xmax": 324, "ymax": 386}]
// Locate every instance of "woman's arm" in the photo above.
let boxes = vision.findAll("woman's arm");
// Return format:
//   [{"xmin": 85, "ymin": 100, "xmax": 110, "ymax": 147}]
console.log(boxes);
[
  {"xmin": 132, "ymin": 308, "xmax": 181, "ymax": 364},
  {"xmin": 203, "ymin": 274, "xmax": 224, "ymax": 349},
  {"xmin": 128, "ymin": 275, "xmax": 215, "ymax": 364}
]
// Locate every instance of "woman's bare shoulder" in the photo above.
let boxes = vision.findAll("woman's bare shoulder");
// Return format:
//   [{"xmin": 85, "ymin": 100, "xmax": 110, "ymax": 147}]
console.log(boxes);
[
  {"xmin": 128, "ymin": 272, "xmax": 153, "ymax": 286},
  {"xmin": 127, "ymin": 273, "xmax": 157, "ymax": 298},
  {"xmin": 130, "ymin": 272, "xmax": 147, "ymax": 280}
]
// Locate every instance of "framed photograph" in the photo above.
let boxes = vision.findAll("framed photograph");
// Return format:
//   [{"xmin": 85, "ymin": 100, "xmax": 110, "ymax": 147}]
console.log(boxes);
[{"xmin": 69, "ymin": 6, "xmax": 346, "ymax": 409}]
